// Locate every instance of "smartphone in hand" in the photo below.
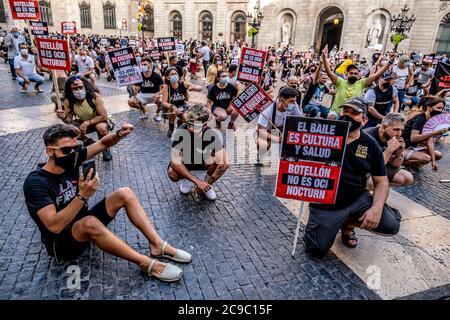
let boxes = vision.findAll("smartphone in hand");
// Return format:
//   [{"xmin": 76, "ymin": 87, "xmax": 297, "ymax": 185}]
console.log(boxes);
[{"xmin": 81, "ymin": 160, "xmax": 96, "ymax": 180}]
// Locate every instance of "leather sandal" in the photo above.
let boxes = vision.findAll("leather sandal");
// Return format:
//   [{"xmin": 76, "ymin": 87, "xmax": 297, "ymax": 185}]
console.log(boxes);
[
  {"xmin": 153, "ymin": 241, "xmax": 192, "ymax": 263},
  {"xmin": 147, "ymin": 259, "xmax": 183, "ymax": 282}
]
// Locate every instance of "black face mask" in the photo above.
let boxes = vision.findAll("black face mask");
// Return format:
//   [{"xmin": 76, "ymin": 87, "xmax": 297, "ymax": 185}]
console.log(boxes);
[
  {"xmin": 53, "ymin": 151, "xmax": 78, "ymax": 171},
  {"xmin": 381, "ymin": 82, "xmax": 390, "ymax": 89},
  {"xmin": 348, "ymin": 76, "xmax": 358, "ymax": 84},
  {"xmin": 339, "ymin": 115, "xmax": 362, "ymax": 132},
  {"xmin": 383, "ymin": 132, "xmax": 392, "ymax": 141},
  {"xmin": 430, "ymin": 109, "xmax": 442, "ymax": 117}
]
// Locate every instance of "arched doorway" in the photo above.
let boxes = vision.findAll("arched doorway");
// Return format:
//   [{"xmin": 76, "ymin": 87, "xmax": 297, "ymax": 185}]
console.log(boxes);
[
  {"xmin": 315, "ymin": 7, "xmax": 344, "ymax": 52},
  {"xmin": 435, "ymin": 13, "xmax": 450, "ymax": 55}
]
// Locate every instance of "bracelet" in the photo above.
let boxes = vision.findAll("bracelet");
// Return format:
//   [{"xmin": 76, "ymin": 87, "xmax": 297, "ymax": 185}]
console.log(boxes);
[{"xmin": 76, "ymin": 193, "xmax": 88, "ymax": 203}]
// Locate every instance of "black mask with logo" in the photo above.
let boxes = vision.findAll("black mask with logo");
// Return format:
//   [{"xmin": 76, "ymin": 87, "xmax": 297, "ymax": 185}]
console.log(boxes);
[
  {"xmin": 381, "ymin": 82, "xmax": 390, "ymax": 89},
  {"xmin": 339, "ymin": 115, "xmax": 362, "ymax": 132},
  {"xmin": 53, "ymin": 151, "xmax": 79, "ymax": 171}
]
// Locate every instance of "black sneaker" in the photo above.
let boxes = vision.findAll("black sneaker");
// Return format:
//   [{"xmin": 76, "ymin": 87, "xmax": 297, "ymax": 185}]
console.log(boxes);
[
  {"xmin": 167, "ymin": 129, "xmax": 174, "ymax": 138},
  {"xmin": 102, "ymin": 148, "xmax": 112, "ymax": 161}
]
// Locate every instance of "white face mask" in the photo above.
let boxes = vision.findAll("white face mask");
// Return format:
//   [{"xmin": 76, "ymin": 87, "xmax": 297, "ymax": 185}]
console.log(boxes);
[
  {"xmin": 20, "ymin": 48, "xmax": 28, "ymax": 56},
  {"xmin": 73, "ymin": 89, "xmax": 86, "ymax": 100}
]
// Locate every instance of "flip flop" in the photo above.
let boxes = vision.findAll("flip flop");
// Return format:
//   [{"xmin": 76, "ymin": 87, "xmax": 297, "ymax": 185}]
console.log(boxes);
[
  {"xmin": 147, "ymin": 259, "xmax": 183, "ymax": 282},
  {"xmin": 153, "ymin": 241, "xmax": 192, "ymax": 263}
]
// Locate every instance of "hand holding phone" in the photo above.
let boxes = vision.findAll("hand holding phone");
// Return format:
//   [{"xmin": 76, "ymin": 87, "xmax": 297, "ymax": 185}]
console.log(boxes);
[{"xmin": 82, "ymin": 160, "xmax": 96, "ymax": 180}]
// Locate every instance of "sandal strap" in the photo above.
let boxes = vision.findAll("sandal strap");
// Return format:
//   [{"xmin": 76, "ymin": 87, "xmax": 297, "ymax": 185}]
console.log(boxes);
[
  {"xmin": 161, "ymin": 241, "xmax": 168, "ymax": 256},
  {"xmin": 147, "ymin": 259, "xmax": 157, "ymax": 276}
]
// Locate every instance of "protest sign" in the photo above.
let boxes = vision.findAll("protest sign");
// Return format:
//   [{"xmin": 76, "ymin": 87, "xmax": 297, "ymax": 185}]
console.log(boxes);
[
  {"xmin": 147, "ymin": 48, "xmax": 161, "ymax": 61},
  {"xmin": 129, "ymin": 39, "xmax": 138, "ymax": 47},
  {"xmin": 29, "ymin": 20, "xmax": 48, "ymax": 36},
  {"xmin": 430, "ymin": 61, "xmax": 450, "ymax": 94},
  {"xmin": 157, "ymin": 37, "xmax": 176, "ymax": 52},
  {"xmin": 107, "ymin": 47, "xmax": 142, "ymax": 87},
  {"xmin": 275, "ymin": 116, "xmax": 349, "ymax": 204},
  {"xmin": 237, "ymin": 47, "xmax": 267, "ymax": 83},
  {"xmin": 176, "ymin": 44, "xmax": 185, "ymax": 55},
  {"xmin": 8, "ymin": 0, "xmax": 40, "ymax": 20},
  {"xmin": 36, "ymin": 38, "xmax": 70, "ymax": 71},
  {"xmin": 61, "ymin": 21, "xmax": 77, "ymax": 35},
  {"xmin": 231, "ymin": 82, "xmax": 273, "ymax": 123},
  {"xmin": 422, "ymin": 113, "xmax": 450, "ymax": 134},
  {"xmin": 422, "ymin": 55, "xmax": 434, "ymax": 64}
]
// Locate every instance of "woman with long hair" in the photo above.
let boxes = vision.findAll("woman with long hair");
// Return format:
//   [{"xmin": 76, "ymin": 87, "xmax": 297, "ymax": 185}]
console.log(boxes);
[
  {"xmin": 402, "ymin": 96, "xmax": 448, "ymax": 171},
  {"xmin": 161, "ymin": 67, "xmax": 203, "ymax": 137},
  {"xmin": 56, "ymin": 75, "xmax": 113, "ymax": 161}
]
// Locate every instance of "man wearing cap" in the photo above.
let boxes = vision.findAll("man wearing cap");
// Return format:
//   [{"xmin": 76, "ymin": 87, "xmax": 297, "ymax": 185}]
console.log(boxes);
[
  {"xmin": 363, "ymin": 72, "xmax": 400, "ymax": 128},
  {"xmin": 303, "ymin": 97, "xmax": 401, "ymax": 257},
  {"xmin": 167, "ymin": 104, "xmax": 228, "ymax": 201},
  {"xmin": 321, "ymin": 46, "xmax": 395, "ymax": 114}
]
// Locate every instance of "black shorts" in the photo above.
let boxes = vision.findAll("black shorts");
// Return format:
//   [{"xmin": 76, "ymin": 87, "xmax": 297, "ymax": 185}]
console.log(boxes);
[
  {"xmin": 168, "ymin": 161, "xmax": 207, "ymax": 173},
  {"xmin": 50, "ymin": 198, "xmax": 113, "ymax": 262}
]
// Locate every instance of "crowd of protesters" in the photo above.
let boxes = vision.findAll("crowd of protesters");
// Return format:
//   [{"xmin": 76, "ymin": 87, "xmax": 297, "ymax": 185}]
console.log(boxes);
[{"xmin": 3, "ymin": 25, "xmax": 447, "ymax": 280}]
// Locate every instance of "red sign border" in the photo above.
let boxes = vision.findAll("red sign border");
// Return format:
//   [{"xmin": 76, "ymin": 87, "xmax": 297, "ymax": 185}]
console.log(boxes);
[
  {"xmin": 8, "ymin": 0, "xmax": 41, "ymax": 20},
  {"xmin": 61, "ymin": 21, "xmax": 77, "ymax": 35},
  {"xmin": 36, "ymin": 38, "xmax": 71, "ymax": 72}
]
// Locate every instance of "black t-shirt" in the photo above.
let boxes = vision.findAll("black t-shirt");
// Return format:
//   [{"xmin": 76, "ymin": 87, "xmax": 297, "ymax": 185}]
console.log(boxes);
[
  {"xmin": 311, "ymin": 131, "xmax": 386, "ymax": 210},
  {"xmin": 207, "ymin": 83, "xmax": 238, "ymax": 109},
  {"xmin": 23, "ymin": 148, "xmax": 88, "ymax": 252},
  {"xmin": 171, "ymin": 124, "xmax": 224, "ymax": 166},
  {"xmin": 168, "ymin": 81, "xmax": 188, "ymax": 107},
  {"xmin": 138, "ymin": 71, "xmax": 164, "ymax": 94},
  {"xmin": 364, "ymin": 126, "xmax": 387, "ymax": 151},
  {"xmin": 402, "ymin": 113, "xmax": 427, "ymax": 147}
]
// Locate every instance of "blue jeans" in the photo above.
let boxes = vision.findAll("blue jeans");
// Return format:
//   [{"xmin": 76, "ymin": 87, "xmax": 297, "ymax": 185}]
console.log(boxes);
[
  {"xmin": 397, "ymin": 89, "xmax": 406, "ymax": 111},
  {"xmin": 9, "ymin": 58, "xmax": 16, "ymax": 78},
  {"xmin": 304, "ymin": 104, "xmax": 330, "ymax": 118},
  {"xmin": 17, "ymin": 73, "xmax": 45, "ymax": 87}
]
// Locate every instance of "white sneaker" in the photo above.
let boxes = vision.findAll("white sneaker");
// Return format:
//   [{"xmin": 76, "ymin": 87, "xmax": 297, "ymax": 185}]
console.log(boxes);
[
  {"xmin": 204, "ymin": 187, "xmax": 216, "ymax": 201},
  {"xmin": 179, "ymin": 179, "xmax": 192, "ymax": 194},
  {"xmin": 154, "ymin": 115, "xmax": 162, "ymax": 122}
]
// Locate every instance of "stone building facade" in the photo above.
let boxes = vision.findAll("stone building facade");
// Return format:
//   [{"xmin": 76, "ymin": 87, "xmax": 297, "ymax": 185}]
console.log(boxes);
[{"xmin": 1, "ymin": 0, "xmax": 450, "ymax": 57}]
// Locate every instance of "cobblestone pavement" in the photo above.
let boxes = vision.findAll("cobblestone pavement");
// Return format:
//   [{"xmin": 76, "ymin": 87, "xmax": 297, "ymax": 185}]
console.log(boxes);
[
  {"xmin": 0, "ymin": 63, "xmax": 127, "ymax": 110},
  {"xmin": 394, "ymin": 140, "xmax": 450, "ymax": 219},
  {"xmin": 0, "ymin": 111, "xmax": 382, "ymax": 300}
]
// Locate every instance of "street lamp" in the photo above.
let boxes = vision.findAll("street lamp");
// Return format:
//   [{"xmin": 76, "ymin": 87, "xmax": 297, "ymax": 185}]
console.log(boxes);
[
  {"xmin": 390, "ymin": 4, "xmax": 416, "ymax": 52},
  {"xmin": 247, "ymin": 1, "xmax": 264, "ymax": 48}
]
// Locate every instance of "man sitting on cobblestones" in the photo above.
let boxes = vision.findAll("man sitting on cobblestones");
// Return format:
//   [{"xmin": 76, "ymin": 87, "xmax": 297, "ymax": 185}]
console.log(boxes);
[
  {"xmin": 303, "ymin": 97, "xmax": 402, "ymax": 257},
  {"xmin": 23, "ymin": 123, "xmax": 192, "ymax": 282},
  {"xmin": 167, "ymin": 104, "xmax": 228, "ymax": 200}
]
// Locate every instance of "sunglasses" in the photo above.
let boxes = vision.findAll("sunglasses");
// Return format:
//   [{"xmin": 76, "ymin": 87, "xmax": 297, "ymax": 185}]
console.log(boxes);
[{"xmin": 47, "ymin": 143, "xmax": 82, "ymax": 155}]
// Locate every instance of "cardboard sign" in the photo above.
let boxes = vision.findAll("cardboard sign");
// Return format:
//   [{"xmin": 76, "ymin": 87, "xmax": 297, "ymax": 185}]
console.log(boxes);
[
  {"xmin": 237, "ymin": 47, "xmax": 267, "ymax": 83},
  {"xmin": 61, "ymin": 21, "xmax": 77, "ymax": 35},
  {"xmin": 231, "ymin": 82, "xmax": 273, "ymax": 123},
  {"xmin": 29, "ymin": 20, "xmax": 48, "ymax": 36},
  {"xmin": 275, "ymin": 116, "xmax": 349, "ymax": 204},
  {"xmin": 36, "ymin": 38, "xmax": 70, "ymax": 71},
  {"xmin": 8, "ymin": 0, "xmax": 40, "ymax": 20},
  {"xmin": 157, "ymin": 37, "xmax": 176, "ymax": 52},
  {"xmin": 107, "ymin": 47, "xmax": 143, "ymax": 87},
  {"xmin": 430, "ymin": 61, "xmax": 450, "ymax": 94},
  {"xmin": 422, "ymin": 113, "xmax": 450, "ymax": 134}
]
